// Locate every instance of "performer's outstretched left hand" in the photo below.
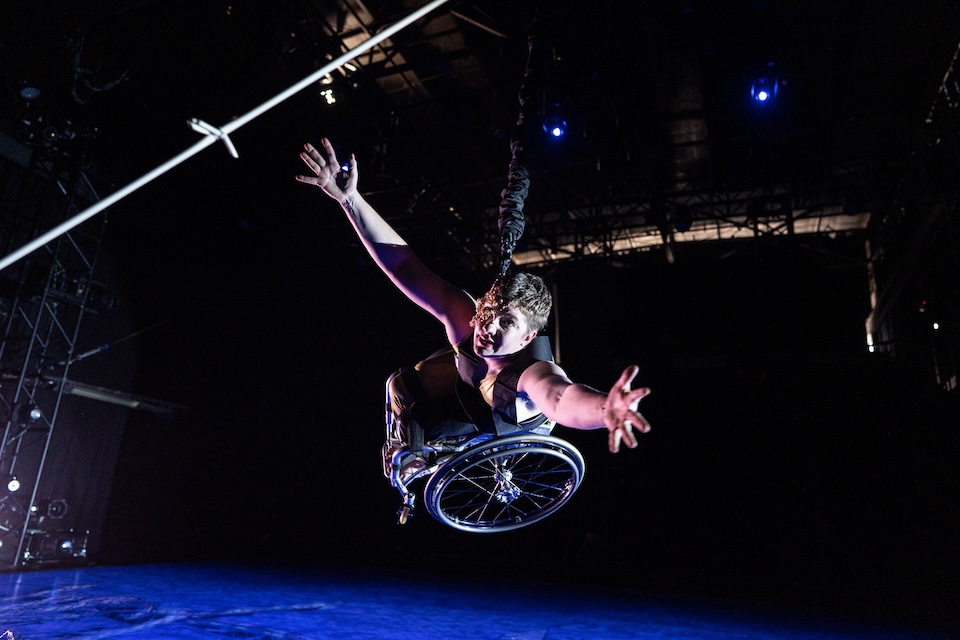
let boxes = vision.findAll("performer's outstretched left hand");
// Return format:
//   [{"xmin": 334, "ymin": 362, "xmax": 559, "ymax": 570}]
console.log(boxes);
[{"xmin": 603, "ymin": 366, "xmax": 651, "ymax": 453}]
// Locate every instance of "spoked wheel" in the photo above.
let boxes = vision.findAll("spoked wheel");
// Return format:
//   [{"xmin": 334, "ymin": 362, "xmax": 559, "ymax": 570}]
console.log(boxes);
[{"xmin": 423, "ymin": 434, "xmax": 585, "ymax": 532}]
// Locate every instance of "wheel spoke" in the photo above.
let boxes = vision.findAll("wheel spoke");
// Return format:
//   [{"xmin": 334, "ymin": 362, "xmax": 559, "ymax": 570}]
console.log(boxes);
[{"xmin": 425, "ymin": 436, "xmax": 585, "ymax": 531}]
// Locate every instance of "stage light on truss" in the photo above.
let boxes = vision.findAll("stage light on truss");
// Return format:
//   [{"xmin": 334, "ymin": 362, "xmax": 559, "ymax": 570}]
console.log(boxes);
[
  {"xmin": 1, "ymin": 475, "xmax": 19, "ymax": 494},
  {"xmin": 21, "ymin": 528, "xmax": 89, "ymax": 565},
  {"xmin": 319, "ymin": 88, "xmax": 337, "ymax": 105},
  {"xmin": 20, "ymin": 86, "xmax": 41, "ymax": 101},
  {"xmin": 52, "ymin": 531, "xmax": 88, "ymax": 559},
  {"xmin": 544, "ymin": 117, "xmax": 566, "ymax": 138},
  {"xmin": 750, "ymin": 76, "xmax": 778, "ymax": 105},
  {"xmin": 542, "ymin": 103, "xmax": 568, "ymax": 139},
  {"xmin": 30, "ymin": 498, "xmax": 67, "ymax": 519}
]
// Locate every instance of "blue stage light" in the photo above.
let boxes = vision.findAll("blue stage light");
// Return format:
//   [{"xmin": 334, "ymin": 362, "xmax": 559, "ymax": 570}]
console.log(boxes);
[
  {"xmin": 542, "ymin": 103, "xmax": 568, "ymax": 139},
  {"xmin": 750, "ymin": 76, "xmax": 778, "ymax": 105},
  {"xmin": 543, "ymin": 116, "xmax": 567, "ymax": 138}
]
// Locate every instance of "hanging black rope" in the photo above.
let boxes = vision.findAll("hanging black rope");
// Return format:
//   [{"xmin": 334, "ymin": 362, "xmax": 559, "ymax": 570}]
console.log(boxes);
[{"xmin": 497, "ymin": 10, "xmax": 545, "ymax": 278}]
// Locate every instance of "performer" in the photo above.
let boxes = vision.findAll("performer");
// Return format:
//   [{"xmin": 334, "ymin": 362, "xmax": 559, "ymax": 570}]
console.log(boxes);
[{"xmin": 296, "ymin": 138, "xmax": 651, "ymax": 455}]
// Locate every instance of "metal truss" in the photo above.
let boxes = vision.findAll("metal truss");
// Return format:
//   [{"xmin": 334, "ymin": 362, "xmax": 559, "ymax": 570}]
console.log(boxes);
[
  {"xmin": 277, "ymin": 0, "xmax": 486, "ymax": 106},
  {"xmin": 863, "ymin": 38, "xmax": 960, "ymax": 389},
  {"xmin": 461, "ymin": 184, "xmax": 872, "ymax": 271},
  {"xmin": 0, "ymin": 155, "xmax": 105, "ymax": 568}
]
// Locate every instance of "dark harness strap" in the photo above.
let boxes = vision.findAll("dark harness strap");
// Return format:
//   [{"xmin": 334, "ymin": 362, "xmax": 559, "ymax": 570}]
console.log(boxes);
[
  {"xmin": 456, "ymin": 335, "xmax": 554, "ymax": 436},
  {"xmin": 393, "ymin": 367, "xmax": 427, "ymax": 453}
]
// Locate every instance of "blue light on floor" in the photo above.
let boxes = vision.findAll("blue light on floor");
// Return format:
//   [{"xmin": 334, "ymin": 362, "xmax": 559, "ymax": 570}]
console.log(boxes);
[{"xmin": 0, "ymin": 563, "xmax": 949, "ymax": 640}]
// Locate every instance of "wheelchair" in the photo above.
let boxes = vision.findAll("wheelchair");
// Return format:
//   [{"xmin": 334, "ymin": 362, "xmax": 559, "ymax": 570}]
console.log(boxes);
[{"xmin": 382, "ymin": 368, "xmax": 586, "ymax": 532}]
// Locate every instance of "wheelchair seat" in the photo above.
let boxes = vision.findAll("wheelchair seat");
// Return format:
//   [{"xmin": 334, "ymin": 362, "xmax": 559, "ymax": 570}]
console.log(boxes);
[{"xmin": 383, "ymin": 369, "xmax": 586, "ymax": 532}]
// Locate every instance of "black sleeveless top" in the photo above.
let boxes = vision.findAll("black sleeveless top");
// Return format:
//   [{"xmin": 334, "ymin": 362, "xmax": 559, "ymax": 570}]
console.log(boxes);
[{"xmin": 454, "ymin": 334, "xmax": 555, "ymax": 436}]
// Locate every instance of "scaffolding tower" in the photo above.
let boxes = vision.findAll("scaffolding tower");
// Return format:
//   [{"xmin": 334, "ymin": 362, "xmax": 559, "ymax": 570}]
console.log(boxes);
[{"xmin": 0, "ymin": 132, "xmax": 106, "ymax": 567}]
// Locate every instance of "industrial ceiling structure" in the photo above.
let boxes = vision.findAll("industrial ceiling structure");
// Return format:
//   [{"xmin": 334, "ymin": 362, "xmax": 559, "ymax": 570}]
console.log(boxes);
[
  {"xmin": 3, "ymin": 0, "xmax": 959, "ymax": 274},
  {"xmin": 1, "ymin": 0, "xmax": 958, "ymax": 379},
  {"xmin": 223, "ymin": 0, "xmax": 958, "ymax": 274},
  {"xmin": 0, "ymin": 0, "xmax": 957, "ymax": 369}
]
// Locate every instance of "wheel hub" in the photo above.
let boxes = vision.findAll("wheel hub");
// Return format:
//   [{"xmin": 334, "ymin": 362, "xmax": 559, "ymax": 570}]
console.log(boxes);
[{"xmin": 494, "ymin": 467, "xmax": 520, "ymax": 503}]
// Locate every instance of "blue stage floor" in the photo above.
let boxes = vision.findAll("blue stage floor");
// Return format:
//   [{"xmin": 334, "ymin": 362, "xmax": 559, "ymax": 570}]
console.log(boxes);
[{"xmin": 0, "ymin": 562, "xmax": 952, "ymax": 640}]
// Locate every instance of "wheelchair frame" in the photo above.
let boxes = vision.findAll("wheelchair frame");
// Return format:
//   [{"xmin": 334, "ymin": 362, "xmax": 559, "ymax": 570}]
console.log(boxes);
[{"xmin": 384, "ymin": 371, "xmax": 586, "ymax": 532}]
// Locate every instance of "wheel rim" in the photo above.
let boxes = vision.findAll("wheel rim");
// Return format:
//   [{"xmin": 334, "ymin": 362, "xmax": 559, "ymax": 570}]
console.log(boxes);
[{"xmin": 425, "ymin": 436, "xmax": 584, "ymax": 532}]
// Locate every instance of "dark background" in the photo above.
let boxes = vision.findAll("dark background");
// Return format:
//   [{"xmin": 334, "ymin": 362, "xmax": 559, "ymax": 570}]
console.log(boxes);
[{"xmin": 1, "ymin": 0, "xmax": 958, "ymax": 632}]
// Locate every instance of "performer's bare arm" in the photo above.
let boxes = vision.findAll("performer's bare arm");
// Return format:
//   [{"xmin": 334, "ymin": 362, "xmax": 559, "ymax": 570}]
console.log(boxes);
[
  {"xmin": 520, "ymin": 362, "xmax": 651, "ymax": 453},
  {"xmin": 299, "ymin": 138, "xmax": 652, "ymax": 454},
  {"xmin": 297, "ymin": 138, "xmax": 475, "ymax": 345}
]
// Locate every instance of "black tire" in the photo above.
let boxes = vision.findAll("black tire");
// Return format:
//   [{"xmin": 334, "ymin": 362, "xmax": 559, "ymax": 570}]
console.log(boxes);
[{"xmin": 423, "ymin": 434, "xmax": 585, "ymax": 532}]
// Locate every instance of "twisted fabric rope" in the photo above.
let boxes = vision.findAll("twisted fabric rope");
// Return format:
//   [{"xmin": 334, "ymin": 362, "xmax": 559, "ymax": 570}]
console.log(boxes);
[{"xmin": 497, "ymin": 10, "xmax": 545, "ymax": 278}]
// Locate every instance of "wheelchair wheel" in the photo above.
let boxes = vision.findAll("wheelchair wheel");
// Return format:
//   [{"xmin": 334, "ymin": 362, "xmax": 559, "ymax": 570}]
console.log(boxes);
[{"xmin": 423, "ymin": 434, "xmax": 585, "ymax": 532}]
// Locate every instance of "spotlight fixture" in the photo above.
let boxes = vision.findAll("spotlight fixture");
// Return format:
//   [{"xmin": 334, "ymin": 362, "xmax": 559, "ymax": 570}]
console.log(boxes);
[
  {"xmin": 19, "ymin": 86, "xmax": 40, "ymax": 101},
  {"xmin": 543, "ymin": 117, "xmax": 566, "ymax": 138},
  {"xmin": 30, "ymin": 498, "xmax": 68, "ymax": 519},
  {"xmin": 21, "ymin": 528, "xmax": 89, "ymax": 565},
  {"xmin": 319, "ymin": 88, "xmax": 337, "ymax": 105},
  {"xmin": 54, "ymin": 530, "xmax": 88, "ymax": 559},
  {"xmin": 543, "ymin": 116, "xmax": 567, "ymax": 138},
  {"xmin": 750, "ymin": 76, "xmax": 778, "ymax": 105},
  {"xmin": 1, "ymin": 475, "xmax": 19, "ymax": 493},
  {"xmin": 541, "ymin": 103, "xmax": 568, "ymax": 139}
]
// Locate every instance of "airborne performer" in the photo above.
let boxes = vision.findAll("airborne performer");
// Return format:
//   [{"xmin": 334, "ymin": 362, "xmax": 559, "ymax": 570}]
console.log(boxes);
[{"xmin": 296, "ymin": 138, "xmax": 651, "ymax": 468}]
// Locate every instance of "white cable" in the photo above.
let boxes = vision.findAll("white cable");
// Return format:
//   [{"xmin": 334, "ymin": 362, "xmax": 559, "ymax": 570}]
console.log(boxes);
[{"xmin": 0, "ymin": 0, "xmax": 452, "ymax": 272}]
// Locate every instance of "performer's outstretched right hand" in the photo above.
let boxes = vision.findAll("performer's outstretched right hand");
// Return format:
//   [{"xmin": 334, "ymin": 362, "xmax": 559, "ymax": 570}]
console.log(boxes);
[{"xmin": 296, "ymin": 137, "xmax": 358, "ymax": 203}]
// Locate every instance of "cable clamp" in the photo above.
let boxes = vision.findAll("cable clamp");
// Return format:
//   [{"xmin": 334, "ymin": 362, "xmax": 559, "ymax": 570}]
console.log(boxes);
[{"xmin": 188, "ymin": 118, "xmax": 239, "ymax": 158}]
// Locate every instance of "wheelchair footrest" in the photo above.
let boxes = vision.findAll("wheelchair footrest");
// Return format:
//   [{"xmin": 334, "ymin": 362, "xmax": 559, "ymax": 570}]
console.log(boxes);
[{"xmin": 397, "ymin": 492, "xmax": 416, "ymax": 525}]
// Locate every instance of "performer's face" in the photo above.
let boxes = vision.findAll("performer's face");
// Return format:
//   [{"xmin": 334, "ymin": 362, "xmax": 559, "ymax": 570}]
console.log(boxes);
[{"xmin": 473, "ymin": 304, "xmax": 536, "ymax": 358}]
